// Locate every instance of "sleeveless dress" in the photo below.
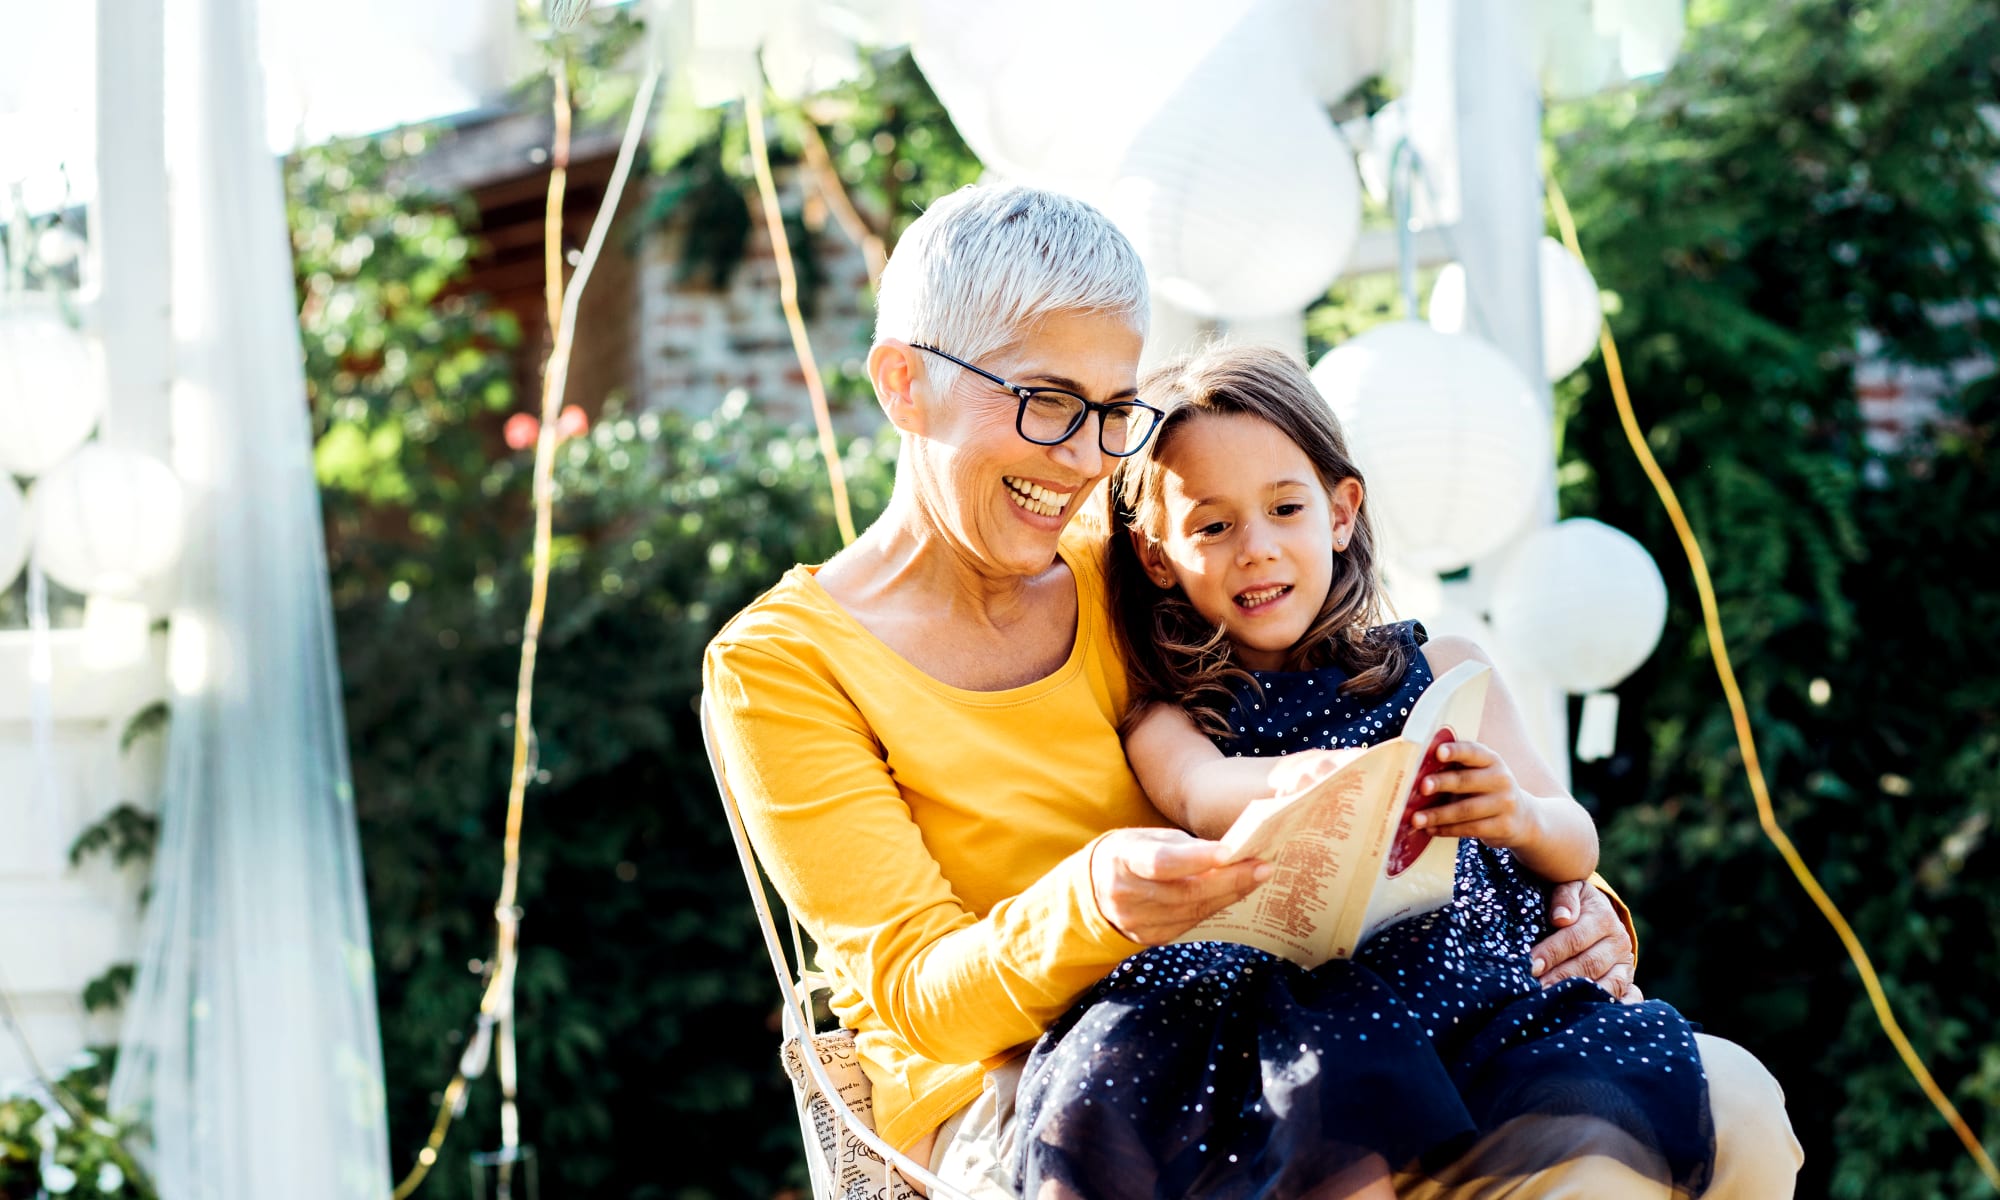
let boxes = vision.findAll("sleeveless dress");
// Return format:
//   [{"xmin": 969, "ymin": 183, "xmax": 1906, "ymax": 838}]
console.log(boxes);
[{"xmin": 1010, "ymin": 622, "xmax": 1715, "ymax": 1198}]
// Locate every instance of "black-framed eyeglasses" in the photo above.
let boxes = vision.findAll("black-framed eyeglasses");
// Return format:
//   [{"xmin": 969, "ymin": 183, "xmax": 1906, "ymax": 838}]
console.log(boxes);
[{"xmin": 913, "ymin": 344, "xmax": 1165, "ymax": 458}]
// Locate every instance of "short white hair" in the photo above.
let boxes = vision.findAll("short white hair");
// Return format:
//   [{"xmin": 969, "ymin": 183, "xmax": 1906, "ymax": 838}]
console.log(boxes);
[{"xmin": 873, "ymin": 184, "xmax": 1151, "ymax": 392}]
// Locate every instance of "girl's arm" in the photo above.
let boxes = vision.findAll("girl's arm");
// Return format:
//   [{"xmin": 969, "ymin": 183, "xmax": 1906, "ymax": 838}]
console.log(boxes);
[
  {"xmin": 1412, "ymin": 636, "xmax": 1600, "ymax": 883},
  {"xmin": 1125, "ymin": 702, "xmax": 1363, "ymax": 839}
]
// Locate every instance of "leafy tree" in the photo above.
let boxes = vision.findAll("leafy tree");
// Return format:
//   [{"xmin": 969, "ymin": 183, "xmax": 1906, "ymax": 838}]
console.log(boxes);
[
  {"xmin": 1545, "ymin": 1, "xmax": 2000, "ymax": 1195},
  {"xmin": 643, "ymin": 47, "xmax": 982, "ymax": 318},
  {"xmin": 290, "ymin": 125, "xmax": 903, "ymax": 1197}
]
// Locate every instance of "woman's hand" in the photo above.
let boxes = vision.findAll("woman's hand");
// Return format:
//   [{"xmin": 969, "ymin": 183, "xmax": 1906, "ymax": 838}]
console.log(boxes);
[
  {"xmin": 1532, "ymin": 880, "xmax": 1642, "ymax": 1003},
  {"xmin": 1090, "ymin": 828, "xmax": 1272, "ymax": 946}
]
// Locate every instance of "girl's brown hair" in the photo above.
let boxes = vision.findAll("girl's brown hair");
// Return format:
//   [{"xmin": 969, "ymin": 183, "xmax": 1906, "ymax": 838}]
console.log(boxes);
[{"xmin": 1108, "ymin": 342, "xmax": 1411, "ymax": 737}]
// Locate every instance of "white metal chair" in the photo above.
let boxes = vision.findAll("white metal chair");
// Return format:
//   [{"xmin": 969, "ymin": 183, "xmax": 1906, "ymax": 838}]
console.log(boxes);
[{"xmin": 700, "ymin": 695, "xmax": 980, "ymax": 1200}]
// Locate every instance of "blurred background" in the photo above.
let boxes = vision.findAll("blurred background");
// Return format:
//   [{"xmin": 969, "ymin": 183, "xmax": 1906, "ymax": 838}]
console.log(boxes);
[{"xmin": 1, "ymin": 0, "xmax": 1997, "ymax": 1197}]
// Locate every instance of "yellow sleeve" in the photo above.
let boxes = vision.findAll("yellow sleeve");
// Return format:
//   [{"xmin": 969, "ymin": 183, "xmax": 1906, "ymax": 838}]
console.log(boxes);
[
  {"xmin": 703, "ymin": 638, "xmax": 1141, "ymax": 1066},
  {"xmin": 1587, "ymin": 871, "xmax": 1640, "ymax": 967}
]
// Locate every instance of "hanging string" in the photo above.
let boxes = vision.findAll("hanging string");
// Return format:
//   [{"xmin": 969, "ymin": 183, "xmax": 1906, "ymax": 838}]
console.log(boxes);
[
  {"xmin": 793, "ymin": 112, "xmax": 886, "ymax": 290},
  {"xmin": 744, "ymin": 80, "xmax": 858, "ymax": 546},
  {"xmin": 4, "ymin": 184, "xmax": 28, "ymax": 291},
  {"xmin": 1387, "ymin": 138, "xmax": 1421, "ymax": 321},
  {"xmin": 1542, "ymin": 169, "xmax": 2000, "ymax": 1194},
  {"xmin": 389, "ymin": 43, "xmax": 663, "ymax": 1200}
]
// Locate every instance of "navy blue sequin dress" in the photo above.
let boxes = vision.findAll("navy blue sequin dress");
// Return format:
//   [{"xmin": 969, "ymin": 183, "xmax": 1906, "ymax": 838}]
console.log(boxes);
[{"xmin": 1011, "ymin": 622, "xmax": 1714, "ymax": 1198}]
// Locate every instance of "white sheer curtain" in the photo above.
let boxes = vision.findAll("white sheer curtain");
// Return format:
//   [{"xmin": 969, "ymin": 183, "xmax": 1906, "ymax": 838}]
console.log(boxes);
[{"xmin": 107, "ymin": 0, "xmax": 393, "ymax": 1194}]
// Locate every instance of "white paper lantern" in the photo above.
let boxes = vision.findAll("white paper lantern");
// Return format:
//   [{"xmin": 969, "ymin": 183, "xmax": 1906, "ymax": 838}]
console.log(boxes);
[
  {"xmin": 81, "ymin": 595, "xmax": 152, "ymax": 671},
  {"xmin": 28, "ymin": 444, "xmax": 186, "ymax": 598},
  {"xmin": 0, "ymin": 474, "xmax": 28, "ymax": 591},
  {"xmin": 1530, "ymin": 0, "xmax": 1687, "ymax": 98},
  {"xmin": 1418, "ymin": 596, "xmax": 1491, "ymax": 647},
  {"xmin": 34, "ymin": 223, "xmax": 87, "ymax": 270},
  {"xmin": 1379, "ymin": 558, "xmax": 1444, "ymax": 625},
  {"xmin": 1309, "ymin": 321, "xmax": 1551, "ymax": 573},
  {"xmin": 912, "ymin": 0, "xmax": 1253, "ymax": 192},
  {"xmin": 1139, "ymin": 293, "xmax": 1213, "ymax": 375},
  {"xmin": 1429, "ymin": 237, "xmax": 1603, "ymax": 380},
  {"xmin": 1107, "ymin": 69, "xmax": 1361, "ymax": 320},
  {"xmin": 0, "ymin": 293, "xmax": 109, "ymax": 477},
  {"xmin": 1221, "ymin": 310, "xmax": 1307, "ymax": 359},
  {"xmin": 1487, "ymin": 517, "xmax": 1667, "ymax": 694}
]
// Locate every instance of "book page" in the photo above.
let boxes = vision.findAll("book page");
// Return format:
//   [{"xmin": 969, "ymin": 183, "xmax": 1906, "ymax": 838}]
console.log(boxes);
[
  {"xmin": 1177, "ymin": 744, "xmax": 1409, "ymax": 968},
  {"xmin": 1170, "ymin": 661, "xmax": 1496, "ymax": 970},
  {"xmin": 1350, "ymin": 664, "xmax": 1493, "ymax": 948},
  {"xmin": 1354, "ymin": 726, "xmax": 1463, "ymax": 946}
]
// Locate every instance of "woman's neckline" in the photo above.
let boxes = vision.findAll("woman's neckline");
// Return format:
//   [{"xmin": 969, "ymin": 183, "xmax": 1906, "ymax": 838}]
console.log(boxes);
[{"xmin": 796, "ymin": 536, "xmax": 1092, "ymax": 702}]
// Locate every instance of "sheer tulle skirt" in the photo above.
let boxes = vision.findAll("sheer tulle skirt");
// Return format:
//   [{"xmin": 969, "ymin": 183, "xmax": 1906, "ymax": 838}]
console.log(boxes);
[{"xmin": 1011, "ymin": 939, "xmax": 1714, "ymax": 1200}]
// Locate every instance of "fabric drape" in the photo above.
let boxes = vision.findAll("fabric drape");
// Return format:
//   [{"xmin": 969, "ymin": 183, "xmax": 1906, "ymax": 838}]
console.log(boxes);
[{"xmin": 107, "ymin": 0, "xmax": 393, "ymax": 1194}]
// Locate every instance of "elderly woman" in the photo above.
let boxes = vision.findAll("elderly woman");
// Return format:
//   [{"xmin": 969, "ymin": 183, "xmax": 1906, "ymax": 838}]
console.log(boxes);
[{"xmin": 703, "ymin": 184, "xmax": 1800, "ymax": 1198}]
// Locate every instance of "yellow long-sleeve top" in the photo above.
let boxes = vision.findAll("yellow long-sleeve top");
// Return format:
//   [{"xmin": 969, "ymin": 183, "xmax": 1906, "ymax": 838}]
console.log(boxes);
[{"xmin": 703, "ymin": 532, "xmax": 1169, "ymax": 1151}]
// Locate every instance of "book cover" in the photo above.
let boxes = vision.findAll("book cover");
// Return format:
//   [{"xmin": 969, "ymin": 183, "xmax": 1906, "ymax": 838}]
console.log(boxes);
[{"xmin": 1175, "ymin": 660, "xmax": 1493, "ymax": 969}]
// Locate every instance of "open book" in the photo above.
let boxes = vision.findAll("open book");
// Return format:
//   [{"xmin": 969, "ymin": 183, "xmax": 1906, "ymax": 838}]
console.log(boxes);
[{"xmin": 1176, "ymin": 660, "xmax": 1492, "ymax": 969}]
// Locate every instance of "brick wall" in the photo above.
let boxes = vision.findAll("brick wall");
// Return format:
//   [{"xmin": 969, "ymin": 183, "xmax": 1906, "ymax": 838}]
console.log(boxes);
[
  {"xmin": 635, "ymin": 168, "xmax": 883, "ymax": 435},
  {"xmin": 427, "ymin": 104, "xmax": 887, "ymax": 438},
  {"xmin": 1853, "ymin": 317, "xmax": 1996, "ymax": 458}
]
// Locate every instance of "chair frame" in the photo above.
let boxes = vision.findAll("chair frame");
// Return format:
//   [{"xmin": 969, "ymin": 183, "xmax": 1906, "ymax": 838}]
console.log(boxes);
[{"xmin": 701, "ymin": 695, "xmax": 981, "ymax": 1200}]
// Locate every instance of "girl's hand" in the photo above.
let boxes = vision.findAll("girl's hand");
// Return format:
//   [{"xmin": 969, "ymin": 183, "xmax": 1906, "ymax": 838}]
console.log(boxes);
[
  {"xmin": 1089, "ymin": 828, "xmax": 1273, "ymax": 945},
  {"xmin": 1407, "ymin": 738, "xmax": 1545, "ymax": 849}
]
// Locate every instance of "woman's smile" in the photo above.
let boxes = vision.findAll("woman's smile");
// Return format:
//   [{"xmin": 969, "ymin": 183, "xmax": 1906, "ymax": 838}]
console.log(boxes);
[{"xmin": 1005, "ymin": 475, "xmax": 1076, "ymax": 519}]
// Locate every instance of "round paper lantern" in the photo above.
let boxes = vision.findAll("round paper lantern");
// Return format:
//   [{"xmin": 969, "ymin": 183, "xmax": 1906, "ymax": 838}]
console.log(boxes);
[
  {"xmin": 35, "ymin": 223, "xmax": 87, "ymax": 269},
  {"xmin": 0, "ymin": 475, "xmax": 29, "ymax": 592},
  {"xmin": 1428, "ymin": 237, "xmax": 1603, "ymax": 380},
  {"xmin": 912, "ymin": 0, "xmax": 1251, "ymax": 193},
  {"xmin": 1486, "ymin": 517, "xmax": 1667, "ymax": 694},
  {"xmin": 1107, "ymin": 67, "xmax": 1362, "ymax": 320},
  {"xmin": 1309, "ymin": 321, "xmax": 1552, "ymax": 573},
  {"xmin": 1378, "ymin": 558, "xmax": 1444, "ymax": 625},
  {"xmin": 1416, "ymin": 596, "xmax": 1490, "ymax": 647},
  {"xmin": 28, "ymin": 444, "xmax": 186, "ymax": 598},
  {"xmin": 0, "ymin": 294, "xmax": 109, "ymax": 476}
]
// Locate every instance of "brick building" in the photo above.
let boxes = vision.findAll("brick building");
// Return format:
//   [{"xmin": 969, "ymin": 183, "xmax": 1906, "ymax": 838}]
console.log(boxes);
[{"xmin": 411, "ymin": 103, "xmax": 884, "ymax": 439}]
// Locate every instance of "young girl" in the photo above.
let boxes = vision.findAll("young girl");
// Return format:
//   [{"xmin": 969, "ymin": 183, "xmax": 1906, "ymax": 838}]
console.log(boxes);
[{"xmin": 1009, "ymin": 343, "xmax": 1715, "ymax": 1199}]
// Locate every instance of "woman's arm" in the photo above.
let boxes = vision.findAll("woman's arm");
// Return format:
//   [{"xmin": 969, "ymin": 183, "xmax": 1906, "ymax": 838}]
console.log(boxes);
[
  {"xmin": 1124, "ymin": 701, "xmax": 1363, "ymax": 839},
  {"xmin": 1410, "ymin": 636, "xmax": 1599, "ymax": 882},
  {"xmin": 708, "ymin": 638, "xmax": 1116, "ymax": 1065},
  {"xmin": 705, "ymin": 636, "xmax": 1267, "ymax": 1066}
]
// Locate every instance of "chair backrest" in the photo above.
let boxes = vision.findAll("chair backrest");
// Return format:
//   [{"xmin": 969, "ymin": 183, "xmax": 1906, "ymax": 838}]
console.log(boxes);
[{"xmin": 699, "ymin": 692, "xmax": 980, "ymax": 1200}]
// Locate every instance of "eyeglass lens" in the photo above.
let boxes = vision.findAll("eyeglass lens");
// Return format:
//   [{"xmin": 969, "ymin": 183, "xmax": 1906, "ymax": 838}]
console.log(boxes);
[{"xmin": 1019, "ymin": 393, "xmax": 1160, "ymax": 456}]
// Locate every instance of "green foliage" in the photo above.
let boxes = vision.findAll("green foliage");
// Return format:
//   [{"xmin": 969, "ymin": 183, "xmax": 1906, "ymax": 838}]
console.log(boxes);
[
  {"xmin": 0, "ymin": 1049, "xmax": 154, "ymax": 1199},
  {"xmin": 80, "ymin": 966, "xmax": 135, "ymax": 1017},
  {"xmin": 516, "ymin": 4, "xmax": 649, "ymax": 128},
  {"xmin": 67, "ymin": 806, "xmax": 159, "ymax": 873},
  {"xmin": 1543, "ymin": 1, "xmax": 2000, "ymax": 1194},
  {"xmin": 336, "ymin": 396, "xmax": 896, "ymax": 1199},
  {"xmin": 287, "ymin": 125, "xmax": 523, "ymax": 516},
  {"xmin": 797, "ymin": 48, "xmax": 987, "ymax": 246},
  {"xmin": 291, "ymin": 113, "xmax": 907, "ymax": 1193},
  {"xmin": 117, "ymin": 703, "xmax": 168, "ymax": 755},
  {"xmin": 642, "ymin": 47, "xmax": 982, "ymax": 296}
]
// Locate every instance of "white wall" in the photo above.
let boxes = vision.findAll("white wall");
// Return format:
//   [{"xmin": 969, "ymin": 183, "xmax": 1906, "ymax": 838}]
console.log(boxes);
[{"xmin": 0, "ymin": 627, "xmax": 163, "ymax": 1087}]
